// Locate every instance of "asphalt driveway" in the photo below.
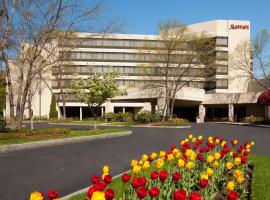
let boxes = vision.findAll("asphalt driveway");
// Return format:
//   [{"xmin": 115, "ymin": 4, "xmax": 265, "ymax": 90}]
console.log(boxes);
[{"xmin": 0, "ymin": 122, "xmax": 269, "ymax": 200}]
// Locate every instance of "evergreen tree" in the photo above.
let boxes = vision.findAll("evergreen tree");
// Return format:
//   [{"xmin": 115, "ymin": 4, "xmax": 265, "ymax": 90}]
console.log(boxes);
[{"xmin": 49, "ymin": 95, "xmax": 58, "ymax": 119}]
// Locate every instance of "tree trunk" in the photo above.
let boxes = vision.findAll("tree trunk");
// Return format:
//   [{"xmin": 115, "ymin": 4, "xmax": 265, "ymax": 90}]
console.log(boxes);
[{"xmin": 1, "ymin": 51, "xmax": 15, "ymax": 128}]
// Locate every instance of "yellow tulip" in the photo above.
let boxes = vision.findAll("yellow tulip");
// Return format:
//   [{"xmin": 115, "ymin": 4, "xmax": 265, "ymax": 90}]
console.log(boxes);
[
  {"xmin": 236, "ymin": 175, "xmax": 244, "ymax": 184},
  {"xmin": 184, "ymin": 138, "xmax": 189, "ymax": 143},
  {"xmin": 178, "ymin": 159, "xmax": 185, "ymax": 168},
  {"xmin": 221, "ymin": 141, "xmax": 227, "ymax": 147},
  {"xmin": 233, "ymin": 169, "xmax": 242, "ymax": 178},
  {"xmin": 156, "ymin": 158, "xmax": 164, "ymax": 169},
  {"xmin": 226, "ymin": 162, "xmax": 233, "ymax": 170},
  {"xmin": 180, "ymin": 141, "xmax": 185, "ymax": 146},
  {"xmin": 185, "ymin": 149, "xmax": 193, "ymax": 157},
  {"xmin": 208, "ymin": 136, "xmax": 213, "ymax": 141},
  {"xmin": 103, "ymin": 165, "xmax": 109, "ymax": 173},
  {"xmin": 186, "ymin": 161, "xmax": 194, "ymax": 170},
  {"xmin": 151, "ymin": 152, "xmax": 157, "ymax": 160},
  {"xmin": 229, "ymin": 152, "xmax": 233, "ymax": 156},
  {"xmin": 138, "ymin": 160, "xmax": 144, "ymax": 165},
  {"xmin": 188, "ymin": 134, "xmax": 193, "ymax": 139},
  {"xmin": 198, "ymin": 135, "xmax": 203, "ymax": 140},
  {"xmin": 167, "ymin": 154, "xmax": 174, "ymax": 162},
  {"xmin": 214, "ymin": 152, "xmax": 221, "ymax": 160},
  {"xmin": 141, "ymin": 154, "xmax": 148, "ymax": 162},
  {"xmin": 192, "ymin": 137, "xmax": 197, "ymax": 143},
  {"xmin": 172, "ymin": 148, "xmax": 179, "ymax": 155},
  {"xmin": 206, "ymin": 168, "xmax": 214, "ymax": 177},
  {"xmin": 200, "ymin": 173, "xmax": 209, "ymax": 180},
  {"xmin": 30, "ymin": 191, "xmax": 43, "ymax": 200},
  {"xmin": 131, "ymin": 159, "xmax": 138, "ymax": 167},
  {"xmin": 246, "ymin": 144, "xmax": 251, "ymax": 149},
  {"xmin": 215, "ymin": 138, "xmax": 220, "ymax": 144},
  {"xmin": 132, "ymin": 165, "xmax": 141, "ymax": 174},
  {"xmin": 213, "ymin": 161, "xmax": 219, "ymax": 168},
  {"xmin": 226, "ymin": 181, "xmax": 235, "ymax": 191},
  {"xmin": 234, "ymin": 157, "xmax": 241, "ymax": 165},
  {"xmin": 206, "ymin": 155, "xmax": 214, "ymax": 163},
  {"xmin": 142, "ymin": 161, "xmax": 151, "ymax": 170},
  {"xmin": 159, "ymin": 151, "xmax": 166, "ymax": 158},
  {"xmin": 175, "ymin": 152, "xmax": 181, "ymax": 159},
  {"xmin": 189, "ymin": 152, "xmax": 196, "ymax": 161},
  {"xmin": 251, "ymin": 141, "xmax": 255, "ymax": 146},
  {"xmin": 91, "ymin": 191, "xmax": 106, "ymax": 200}
]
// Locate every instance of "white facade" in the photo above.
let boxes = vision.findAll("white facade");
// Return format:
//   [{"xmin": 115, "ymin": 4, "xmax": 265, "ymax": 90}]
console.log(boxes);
[{"xmin": 7, "ymin": 19, "xmax": 268, "ymax": 122}]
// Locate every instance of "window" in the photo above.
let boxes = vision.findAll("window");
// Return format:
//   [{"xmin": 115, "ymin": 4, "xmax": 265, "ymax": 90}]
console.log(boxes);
[
  {"xmin": 216, "ymin": 65, "xmax": 228, "ymax": 75},
  {"xmin": 216, "ymin": 37, "xmax": 228, "ymax": 46},
  {"xmin": 216, "ymin": 79, "xmax": 228, "ymax": 89},
  {"xmin": 216, "ymin": 51, "xmax": 228, "ymax": 61}
]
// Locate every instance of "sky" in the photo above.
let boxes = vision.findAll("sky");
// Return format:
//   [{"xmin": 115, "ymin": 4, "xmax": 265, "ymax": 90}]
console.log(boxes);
[{"xmin": 95, "ymin": 0, "xmax": 270, "ymax": 39}]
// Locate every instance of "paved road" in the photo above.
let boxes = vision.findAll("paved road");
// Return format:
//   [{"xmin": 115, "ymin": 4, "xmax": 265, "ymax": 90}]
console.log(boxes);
[{"xmin": 0, "ymin": 123, "xmax": 269, "ymax": 200}]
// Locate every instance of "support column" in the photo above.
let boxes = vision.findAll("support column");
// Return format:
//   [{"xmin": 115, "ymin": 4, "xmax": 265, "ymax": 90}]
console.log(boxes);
[
  {"xmin": 156, "ymin": 97, "xmax": 166, "ymax": 116},
  {"xmin": 228, "ymin": 104, "xmax": 234, "ymax": 122},
  {"xmin": 104, "ymin": 99, "xmax": 114, "ymax": 113},
  {"xmin": 101, "ymin": 107, "xmax": 104, "ymax": 117},
  {"xmin": 79, "ymin": 106, "xmax": 82, "ymax": 121},
  {"xmin": 122, "ymin": 107, "xmax": 125, "ymax": 113},
  {"xmin": 197, "ymin": 104, "xmax": 205, "ymax": 123}
]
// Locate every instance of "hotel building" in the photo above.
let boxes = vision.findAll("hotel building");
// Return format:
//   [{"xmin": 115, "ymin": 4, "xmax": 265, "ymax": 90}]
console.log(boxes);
[{"xmin": 5, "ymin": 19, "xmax": 270, "ymax": 122}]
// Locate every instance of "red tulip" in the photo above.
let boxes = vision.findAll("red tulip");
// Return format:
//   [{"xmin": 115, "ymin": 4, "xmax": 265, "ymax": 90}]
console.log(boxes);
[
  {"xmin": 136, "ymin": 187, "xmax": 148, "ymax": 199},
  {"xmin": 151, "ymin": 171, "xmax": 159, "ymax": 180},
  {"xmin": 48, "ymin": 190, "xmax": 58, "ymax": 200},
  {"xmin": 121, "ymin": 173, "xmax": 131, "ymax": 183},
  {"xmin": 104, "ymin": 175, "xmax": 112, "ymax": 185},
  {"xmin": 173, "ymin": 189, "xmax": 187, "ymax": 200},
  {"xmin": 197, "ymin": 153, "xmax": 203, "ymax": 160},
  {"xmin": 172, "ymin": 172, "xmax": 181, "ymax": 181},
  {"xmin": 189, "ymin": 192, "xmax": 202, "ymax": 200},
  {"xmin": 91, "ymin": 175, "xmax": 100, "ymax": 185},
  {"xmin": 199, "ymin": 178, "xmax": 208, "ymax": 188},
  {"xmin": 87, "ymin": 186, "xmax": 96, "ymax": 198},
  {"xmin": 159, "ymin": 170, "xmax": 168, "ymax": 181},
  {"xmin": 240, "ymin": 155, "xmax": 247, "ymax": 164},
  {"xmin": 149, "ymin": 186, "xmax": 160, "ymax": 197},
  {"xmin": 227, "ymin": 191, "xmax": 238, "ymax": 200},
  {"xmin": 105, "ymin": 188, "xmax": 114, "ymax": 200}
]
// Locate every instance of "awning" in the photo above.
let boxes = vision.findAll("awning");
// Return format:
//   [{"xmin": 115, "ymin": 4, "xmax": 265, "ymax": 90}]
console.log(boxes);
[{"xmin": 257, "ymin": 90, "xmax": 270, "ymax": 105}]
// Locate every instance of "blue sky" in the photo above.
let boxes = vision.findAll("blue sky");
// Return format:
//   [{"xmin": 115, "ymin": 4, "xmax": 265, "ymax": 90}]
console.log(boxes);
[{"xmin": 99, "ymin": 0, "xmax": 269, "ymax": 39}]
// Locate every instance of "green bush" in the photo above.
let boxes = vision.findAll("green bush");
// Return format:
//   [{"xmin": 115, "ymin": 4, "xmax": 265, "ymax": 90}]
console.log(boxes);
[
  {"xmin": 134, "ymin": 111, "xmax": 161, "ymax": 123},
  {"xmin": 49, "ymin": 95, "xmax": 58, "ymax": 119},
  {"xmin": 105, "ymin": 112, "xmax": 116, "ymax": 122},
  {"xmin": 241, "ymin": 115, "xmax": 264, "ymax": 123},
  {"xmin": 33, "ymin": 115, "xmax": 48, "ymax": 121},
  {"xmin": 0, "ymin": 118, "xmax": 7, "ymax": 131},
  {"xmin": 160, "ymin": 118, "xmax": 190, "ymax": 126}
]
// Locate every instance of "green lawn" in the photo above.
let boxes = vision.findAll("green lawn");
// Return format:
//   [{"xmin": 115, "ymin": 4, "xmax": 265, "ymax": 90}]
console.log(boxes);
[
  {"xmin": 0, "ymin": 129, "xmax": 128, "ymax": 146},
  {"xmin": 68, "ymin": 121, "xmax": 140, "ymax": 126},
  {"xmin": 69, "ymin": 154, "xmax": 270, "ymax": 200}
]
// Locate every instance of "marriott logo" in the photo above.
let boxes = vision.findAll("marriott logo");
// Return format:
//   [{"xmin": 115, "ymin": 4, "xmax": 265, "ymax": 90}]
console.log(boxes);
[{"xmin": 230, "ymin": 24, "xmax": 249, "ymax": 30}]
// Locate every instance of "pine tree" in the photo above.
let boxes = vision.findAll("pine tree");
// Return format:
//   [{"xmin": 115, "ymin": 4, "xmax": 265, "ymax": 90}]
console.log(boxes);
[{"xmin": 49, "ymin": 95, "xmax": 58, "ymax": 119}]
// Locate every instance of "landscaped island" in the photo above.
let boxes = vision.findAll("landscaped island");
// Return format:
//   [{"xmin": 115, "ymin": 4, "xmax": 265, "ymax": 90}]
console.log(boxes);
[{"xmin": 28, "ymin": 135, "xmax": 267, "ymax": 200}]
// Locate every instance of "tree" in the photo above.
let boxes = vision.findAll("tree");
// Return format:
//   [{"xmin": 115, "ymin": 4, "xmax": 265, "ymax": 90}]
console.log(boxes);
[
  {"xmin": 139, "ymin": 20, "xmax": 215, "ymax": 120},
  {"xmin": 231, "ymin": 29, "xmax": 270, "ymax": 90},
  {"xmin": 0, "ymin": 0, "xmax": 118, "ymax": 129},
  {"xmin": 49, "ymin": 95, "xmax": 58, "ymax": 119},
  {"xmin": 71, "ymin": 68, "xmax": 126, "ymax": 129}
]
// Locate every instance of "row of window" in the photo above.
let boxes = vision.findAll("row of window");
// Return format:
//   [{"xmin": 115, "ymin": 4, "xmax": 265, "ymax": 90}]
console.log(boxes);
[
  {"xmin": 60, "ymin": 37, "xmax": 228, "ymax": 49},
  {"xmin": 52, "ymin": 65, "xmax": 206, "ymax": 77},
  {"xmin": 52, "ymin": 78, "xmax": 227, "ymax": 90}
]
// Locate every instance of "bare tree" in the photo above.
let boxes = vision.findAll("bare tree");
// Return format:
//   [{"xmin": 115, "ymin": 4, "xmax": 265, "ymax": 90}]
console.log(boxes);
[
  {"xmin": 231, "ymin": 29, "xmax": 270, "ymax": 90},
  {"xmin": 0, "ymin": 0, "xmax": 118, "ymax": 129},
  {"xmin": 139, "ymin": 20, "xmax": 215, "ymax": 120}
]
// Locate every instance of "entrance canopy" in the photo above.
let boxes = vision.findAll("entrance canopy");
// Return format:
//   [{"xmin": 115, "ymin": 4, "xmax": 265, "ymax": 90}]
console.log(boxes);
[{"xmin": 257, "ymin": 90, "xmax": 270, "ymax": 105}]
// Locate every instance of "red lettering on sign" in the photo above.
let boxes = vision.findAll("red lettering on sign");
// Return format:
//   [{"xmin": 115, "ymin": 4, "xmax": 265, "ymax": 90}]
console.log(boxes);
[{"xmin": 230, "ymin": 24, "xmax": 249, "ymax": 30}]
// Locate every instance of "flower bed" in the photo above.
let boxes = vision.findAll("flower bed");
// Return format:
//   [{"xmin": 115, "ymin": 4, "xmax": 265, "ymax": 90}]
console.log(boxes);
[{"xmin": 30, "ymin": 135, "xmax": 255, "ymax": 200}]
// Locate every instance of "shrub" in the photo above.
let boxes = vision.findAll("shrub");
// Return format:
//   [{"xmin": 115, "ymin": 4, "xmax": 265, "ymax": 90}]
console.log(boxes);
[
  {"xmin": 160, "ymin": 118, "xmax": 190, "ymax": 126},
  {"xmin": 134, "ymin": 111, "xmax": 161, "ymax": 123},
  {"xmin": 105, "ymin": 112, "xmax": 116, "ymax": 122},
  {"xmin": 49, "ymin": 95, "xmax": 58, "ymax": 119},
  {"xmin": 33, "ymin": 115, "xmax": 48, "ymax": 121},
  {"xmin": 0, "ymin": 118, "xmax": 7, "ymax": 131},
  {"xmin": 116, "ymin": 112, "xmax": 134, "ymax": 122},
  {"xmin": 241, "ymin": 115, "xmax": 264, "ymax": 123}
]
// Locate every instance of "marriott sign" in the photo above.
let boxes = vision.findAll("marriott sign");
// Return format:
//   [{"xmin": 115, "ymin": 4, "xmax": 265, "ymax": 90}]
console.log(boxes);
[{"xmin": 230, "ymin": 24, "xmax": 249, "ymax": 30}]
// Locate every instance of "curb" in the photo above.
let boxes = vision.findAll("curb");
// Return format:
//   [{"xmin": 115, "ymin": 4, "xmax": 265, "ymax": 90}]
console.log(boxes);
[
  {"xmin": 61, "ymin": 170, "xmax": 130, "ymax": 200},
  {"xmin": 0, "ymin": 131, "xmax": 132, "ymax": 154},
  {"xmin": 212, "ymin": 122, "xmax": 270, "ymax": 128},
  {"xmin": 131, "ymin": 125, "xmax": 191, "ymax": 128}
]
